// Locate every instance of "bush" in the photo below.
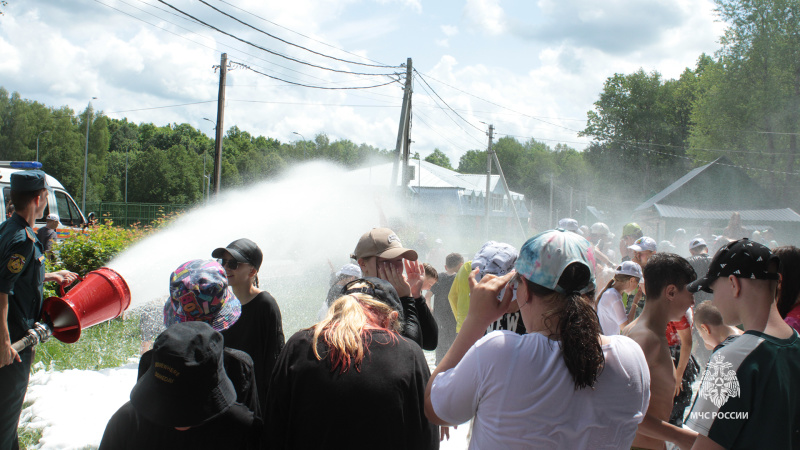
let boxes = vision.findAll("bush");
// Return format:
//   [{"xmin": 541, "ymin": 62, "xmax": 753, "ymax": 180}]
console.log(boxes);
[{"xmin": 55, "ymin": 222, "xmax": 143, "ymax": 276}]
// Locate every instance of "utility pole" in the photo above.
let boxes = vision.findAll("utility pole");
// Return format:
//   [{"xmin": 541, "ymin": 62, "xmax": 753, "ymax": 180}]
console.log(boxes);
[
  {"xmin": 213, "ymin": 53, "xmax": 228, "ymax": 195},
  {"xmin": 489, "ymin": 133, "xmax": 527, "ymax": 241},
  {"xmin": 391, "ymin": 58, "xmax": 412, "ymax": 189},
  {"xmin": 569, "ymin": 186, "xmax": 573, "ymax": 218},
  {"xmin": 549, "ymin": 174, "xmax": 554, "ymax": 228},
  {"xmin": 484, "ymin": 124, "xmax": 494, "ymax": 240},
  {"xmin": 82, "ymin": 97, "xmax": 97, "ymax": 213}
]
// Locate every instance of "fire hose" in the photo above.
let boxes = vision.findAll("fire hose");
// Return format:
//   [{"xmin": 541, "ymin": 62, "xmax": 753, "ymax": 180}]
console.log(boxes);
[
  {"xmin": 11, "ymin": 321, "xmax": 53, "ymax": 353},
  {"xmin": 7, "ymin": 267, "xmax": 131, "ymax": 352}
]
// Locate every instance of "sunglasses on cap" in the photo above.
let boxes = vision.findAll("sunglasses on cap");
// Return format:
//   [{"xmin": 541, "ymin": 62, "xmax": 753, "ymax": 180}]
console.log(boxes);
[
  {"xmin": 217, "ymin": 258, "xmax": 248, "ymax": 270},
  {"xmin": 343, "ymin": 279, "xmax": 377, "ymax": 297}
]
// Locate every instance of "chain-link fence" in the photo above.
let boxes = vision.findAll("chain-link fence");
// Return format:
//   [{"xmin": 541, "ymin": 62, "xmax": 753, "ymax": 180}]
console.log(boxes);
[{"xmin": 83, "ymin": 202, "xmax": 190, "ymax": 227}]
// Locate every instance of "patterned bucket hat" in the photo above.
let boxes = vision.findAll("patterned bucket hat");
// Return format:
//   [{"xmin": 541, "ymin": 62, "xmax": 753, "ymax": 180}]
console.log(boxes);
[
  {"xmin": 515, "ymin": 229, "xmax": 597, "ymax": 295},
  {"xmin": 164, "ymin": 260, "xmax": 241, "ymax": 332}
]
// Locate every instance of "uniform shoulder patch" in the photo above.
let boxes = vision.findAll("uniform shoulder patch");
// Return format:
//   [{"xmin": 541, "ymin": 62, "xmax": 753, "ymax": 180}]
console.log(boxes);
[
  {"xmin": 8, "ymin": 254, "xmax": 26, "ymax": 274},
  {"xmin": 25, "ymin": 228, "xmax": 35, "ymax": 241}
]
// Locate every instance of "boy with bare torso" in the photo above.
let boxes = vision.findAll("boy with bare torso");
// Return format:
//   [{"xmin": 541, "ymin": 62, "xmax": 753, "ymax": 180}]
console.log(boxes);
[{"xmin": 624, "ymin": 253, "xmax": 698, "ymax": 450}]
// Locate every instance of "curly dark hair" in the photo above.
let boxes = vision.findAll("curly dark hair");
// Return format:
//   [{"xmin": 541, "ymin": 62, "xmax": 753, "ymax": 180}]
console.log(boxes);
[{"xmin": 523, "ymin": 263, "xmax": 604, "ymax": 390}]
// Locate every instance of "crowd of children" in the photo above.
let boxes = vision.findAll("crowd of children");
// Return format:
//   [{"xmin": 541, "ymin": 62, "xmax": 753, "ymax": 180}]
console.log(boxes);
[{"xmin": 86, "ymin": 216, "xmax": 800, "ymax": 449}]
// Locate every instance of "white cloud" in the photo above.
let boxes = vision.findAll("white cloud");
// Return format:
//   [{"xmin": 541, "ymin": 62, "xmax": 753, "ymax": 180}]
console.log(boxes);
[
  {"xmin": 0, "ymin": 0, "xmax": 725, "ymax": 166},
  {"xmin": 463, "ymin": 0, "xmax": 507, "ymax": 35},
  {"xmin": 441, "ymin": 25, "xmax": 459, "ymax": 37},
  {"xmin": 376, "ymin": 0, "xmax": 423, "ymax": 14}
]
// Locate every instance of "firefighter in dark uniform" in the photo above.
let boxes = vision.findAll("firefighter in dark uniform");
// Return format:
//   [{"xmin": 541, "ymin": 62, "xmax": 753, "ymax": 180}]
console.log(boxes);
[{"xmin": 0, "ymin": 170, "xmax": 77, "ymax": 450}]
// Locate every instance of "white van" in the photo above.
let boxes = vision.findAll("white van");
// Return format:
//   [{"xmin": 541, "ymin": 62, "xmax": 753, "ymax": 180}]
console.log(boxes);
[{"xmin": 0, "ymin": 162, "xmax": 88, "ymax": 238}]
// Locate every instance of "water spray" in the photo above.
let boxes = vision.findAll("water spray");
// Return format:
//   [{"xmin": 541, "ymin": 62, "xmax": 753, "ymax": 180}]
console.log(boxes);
[{"xmin": 11, "ymin": 267, "xmax": 131, "ymax": 352}]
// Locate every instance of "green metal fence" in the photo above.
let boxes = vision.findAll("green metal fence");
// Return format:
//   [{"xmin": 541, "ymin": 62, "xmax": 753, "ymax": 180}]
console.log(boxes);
[{"xmin": 83, "ymin": 202, "xmax": 191, "ymax": 227}]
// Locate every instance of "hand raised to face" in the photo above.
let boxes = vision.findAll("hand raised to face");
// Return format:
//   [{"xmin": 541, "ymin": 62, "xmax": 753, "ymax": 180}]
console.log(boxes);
[
  {"xmin": 378, "ymin": 259, "xmax": 411, "ymax": 297},
  {"xmin": 465, "ymin": 269, "xmax": 516, "ymax": 328}
]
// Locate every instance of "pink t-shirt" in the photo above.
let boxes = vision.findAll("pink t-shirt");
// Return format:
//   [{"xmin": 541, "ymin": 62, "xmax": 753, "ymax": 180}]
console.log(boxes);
[{"xmin": 785, "ymin": 303, "xmax": 800, "ymax": 334}]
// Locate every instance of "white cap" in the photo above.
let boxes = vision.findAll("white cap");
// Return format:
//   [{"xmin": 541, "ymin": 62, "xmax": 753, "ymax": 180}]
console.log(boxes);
[
  {"xmin": 628, "ymin": 236, "xmax": 657, "ymax": 253},
  {"xmin": 46, "ymin": 213, "xmax": 59, "ymax": 222},
  {"xmin": 689, "ymin": 238, "xmax": 707, "ymax": 250},
  {"xmin": 615, "ymin": 261, "xmax": 643, "ymax": 279},
  {"xmin": 558, "ymin": 218, "xmax": 580, "ymax": 232},
  {"xmin": 336, "ymin": 264, "xmax": 361, "ymax": 278},
  {"xmin": 473, "ymin": 241, "xmax": 518, "ymax": 279},
  {"xmin": 590, "ymin": 222, "xmax": 611, "ymax": 236},
  {"xmin": 659, "ymin": 240, "xmax": 676, "ymax": 252}
]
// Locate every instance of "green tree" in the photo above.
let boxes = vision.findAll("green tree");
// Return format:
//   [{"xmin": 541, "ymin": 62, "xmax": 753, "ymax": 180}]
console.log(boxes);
[
  {"xmin": 424, "ymin": 148, "xmax": 453, "ymax": 170},
  {"xmin": 457, "ymin": 149, "xmax": 486, "ymax": 173},
  {"xmin": 689, "ymin": 0, "xmax": 800, "ymax": 202},
  {"xmin": 581, "ymin": 67, "xmax": 700, "ymax": 200}
]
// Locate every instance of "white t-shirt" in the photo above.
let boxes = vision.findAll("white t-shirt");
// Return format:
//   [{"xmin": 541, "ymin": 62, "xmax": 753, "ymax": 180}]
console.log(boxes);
[
  {"xmin": 597, "ymin": 288, "xmax": 627, "ymax": 336},
  {"xmin": 431, "ymin": 332, "xmax": 650, "ymax": 450}
]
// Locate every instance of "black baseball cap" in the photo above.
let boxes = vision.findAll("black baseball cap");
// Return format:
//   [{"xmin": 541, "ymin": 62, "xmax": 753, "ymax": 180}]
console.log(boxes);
[
  {"xmin": 342, "ymin": 277, "xmax": 404, "ymax": 322},
  {"xmin": 687, "ymin": 238, "xmax": 780, "ymax": 293},
  {"xmin": 212, "ymin": 238, "xmax": 263, "ymax": 270}
]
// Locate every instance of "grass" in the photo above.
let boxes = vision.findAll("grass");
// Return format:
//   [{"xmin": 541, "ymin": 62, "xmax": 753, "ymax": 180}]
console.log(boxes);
[
  {"xmin": 33, "ymin": 314, "xmax": 141, "ymax": 372},
  {"xmin": 16, "ymin": 314, "xmax": 141, "ymax": 449},
  {"xmin": 17, "ymin": 423, "xmax": 43, "ymax": 450}
]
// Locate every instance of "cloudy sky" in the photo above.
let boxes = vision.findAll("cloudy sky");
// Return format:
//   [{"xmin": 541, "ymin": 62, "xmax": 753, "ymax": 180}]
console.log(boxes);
[{"xmin": 1, "ymin": 0, "xmax": 726, "ymax": 164}]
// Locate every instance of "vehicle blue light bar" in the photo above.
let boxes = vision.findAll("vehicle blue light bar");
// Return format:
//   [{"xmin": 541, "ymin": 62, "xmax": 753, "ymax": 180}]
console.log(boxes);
[{"xmin": 0, "ymin": 161, "xmax": 43, "ymax": 169}]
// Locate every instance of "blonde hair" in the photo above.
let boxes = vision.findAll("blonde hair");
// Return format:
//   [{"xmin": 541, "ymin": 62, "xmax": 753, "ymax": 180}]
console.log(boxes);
[{"xmin": 312, "ymin": 289, "xmax": 402, "ymax": 373}]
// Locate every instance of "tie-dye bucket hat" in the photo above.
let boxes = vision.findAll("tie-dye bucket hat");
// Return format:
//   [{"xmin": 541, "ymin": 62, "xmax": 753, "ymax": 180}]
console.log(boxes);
[
  {"xmin": 164, "ymin": 259, "xmax": 241, "ymax": 332},
  {"xmin": 515, "ymin": 229, "xmax": 597, "ymax": 295}
]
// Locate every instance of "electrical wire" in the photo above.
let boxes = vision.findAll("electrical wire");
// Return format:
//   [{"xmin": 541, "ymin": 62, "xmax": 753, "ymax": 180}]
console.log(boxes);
[
  {"xmin": 198, "ymin": 0, "xmax": 399, "ymax": 69},
  {"xmin": 494, "ymin": 132, "xmax": 590, "ymax": 146},
  {"xmin": 419, "ymin": 71, "xmax": 585, "ymax": 134},
  {"xmin": 414, "ymin": 75, "xmax": 486, "ymax": 146},
  {"xmin": 214, "ymin": 0, "xmax": 393, "ymax": 68},
  {"xmin": 93, "ymin": 0, "xmax": 340, "ymax": 87},
  {"xmin": 227, "ymin": 99, "xmax": 399, "ymax": 108},
  {"xmin": 413, "ymin": 70, "xmax": 485, "ymax": 134},
  {"xmin": 414, "ymin": 108, "xmax": 486, "ymax": 151},
  {"xmin": 105, "ymin": 100, "xmax": 217, "ymax": 114},
  {"xmin": 156, "ymin": 0, "xmax": 397, "ymax": 77},
  {"xmin": 240, "ymin": 64, "xmax": 402, "ymax": 90}
]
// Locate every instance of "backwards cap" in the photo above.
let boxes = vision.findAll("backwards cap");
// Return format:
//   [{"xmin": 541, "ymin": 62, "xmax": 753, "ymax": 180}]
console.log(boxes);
[{"xmin": 472, "ymin": 241, "xmax": 518, "ymax": 280}]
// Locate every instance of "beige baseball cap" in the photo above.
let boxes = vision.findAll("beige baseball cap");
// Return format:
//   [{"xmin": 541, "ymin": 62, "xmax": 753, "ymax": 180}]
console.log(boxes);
[{"xmin": 351, "ymin": 228, "xmax": 418, "ymax": 261}]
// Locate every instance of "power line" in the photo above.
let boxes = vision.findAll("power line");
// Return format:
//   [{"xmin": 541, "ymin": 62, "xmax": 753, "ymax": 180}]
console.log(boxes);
[
  {"xmin": 228, "ymin": 99, "xmax": 399, "ymax": 107},
  {"xmin": 627, "ymin": 143, "xmax": 800, "ymax": 177},
  {"xmin": 413, "ymin": 70, "xmax": 485, "ymax": 134},
  {"xmin": 156, "ymin": 0, "xmax": 397, "ymax": 77},
  {"xmin": 105, "ymin": 100, "xmax": 217, "ymax": 114},
  {"xmin": 198, "ymin": 0, "xmax": 398, "ymax": 69},
  {"xmin": 413, "ymin": 76, "xmax": 486, "ymax": 147},
  {"xmin": 240, "ymin": 63, "xmax": 402, "ymax": 90},
  {"xmin": 214, "ymin": 0, "xmax": 392, "ymax": 68},
  {"xmin": 97, "ymin": 0, "xmax": 397, "ymax": 92},
  {"xmin": 494, "ymin": 132, "xmax": 590, "ymax": 146},
  {"xmin": 420, "ymin": 71, "xmax": 585, "ymax": 134},
  {"xmin": 414, "ymin": 108, "xmax": 485, "ymax": 151}
]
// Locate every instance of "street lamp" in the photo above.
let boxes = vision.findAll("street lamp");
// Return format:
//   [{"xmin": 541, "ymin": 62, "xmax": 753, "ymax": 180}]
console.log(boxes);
[
  {"xmin": 36, "ymin": 130, "xmax": 50, "ymax": 162},
  {"xmin": 82, "ymin": 97, "xmax": 97, "ymax": 213},
  {"xmin": 203, "ymin": 118, "xmax": 216, "ymax": 201},
  {"xmin": 292, "ymin": 131, "xmax": 306, "ymax": 159},
  {"xmin": 108, "ymin": 127, "xmax": 131, "ymax": 204}
]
